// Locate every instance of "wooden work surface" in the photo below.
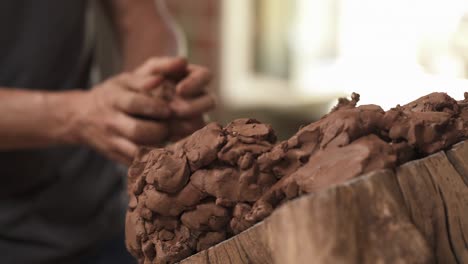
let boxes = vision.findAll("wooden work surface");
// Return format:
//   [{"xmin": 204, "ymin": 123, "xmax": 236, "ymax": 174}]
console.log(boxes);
[{"xmin": 181, "ymin": 140, "xmax": 468, "ymax": 264}]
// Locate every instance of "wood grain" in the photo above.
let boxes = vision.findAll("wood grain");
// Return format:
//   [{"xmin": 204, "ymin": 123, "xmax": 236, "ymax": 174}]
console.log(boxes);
[
  {"xmin": 397, "ymin": 144, "xmax": 468, "ymax": 263},
  {"xmin": 180, "ymin": 221, "xmax": 273, "ymax": 264},
  {"xmin": 267, "ymin": 170, "xmax": 432, "ymax": 264},
  {"xmin": 447, "ymin": 141, "xmax": 468, "ymax": 186},
  {"xmin": 181, "ymin": 141, "xmax": 468, "ymax": 264}
]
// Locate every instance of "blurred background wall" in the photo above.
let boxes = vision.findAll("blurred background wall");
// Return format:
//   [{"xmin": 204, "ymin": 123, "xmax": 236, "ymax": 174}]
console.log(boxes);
[
  {"xmin": 94, "ymin": 0, "xmax": 468, "ymax": 139},
  {"xmin": 166, "ymin": 0, "xmax": 326, "ymax": 139}
]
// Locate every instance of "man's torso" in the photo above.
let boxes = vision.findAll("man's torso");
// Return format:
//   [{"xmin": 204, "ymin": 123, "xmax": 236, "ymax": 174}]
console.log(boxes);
[{"xmin": 0, "ymin": 1, "xmax": 126, "ymax": 263}]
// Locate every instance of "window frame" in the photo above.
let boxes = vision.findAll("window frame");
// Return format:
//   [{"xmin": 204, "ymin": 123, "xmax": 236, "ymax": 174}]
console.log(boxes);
[{"xmin": 221, "ymin": 0, "xmax": 298, "ymax": 109}]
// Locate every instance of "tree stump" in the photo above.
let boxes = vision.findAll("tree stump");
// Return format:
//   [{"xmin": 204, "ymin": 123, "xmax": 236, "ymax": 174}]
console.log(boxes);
[{"xmin": 181, "ymin": 140, "xmax": 468, "ymax": 264}]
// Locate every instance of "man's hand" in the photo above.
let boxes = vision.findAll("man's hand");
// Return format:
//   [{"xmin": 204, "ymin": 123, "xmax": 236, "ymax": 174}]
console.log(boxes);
[
  {"xmin": 0, "ymin": 56, "xmax": 214, "ymax": 165},
  {"xmin": 69, "ymin": 73, "xmax": 171, "ymax": 166},
  {"xmin": 68, "ymin": 57, "xmax": 215, "ymax": 165},
  {"xmin": 172, "ymin": 63, "xmax": 216, "ymax": 140},
  {"xmin": 135, "ymin": 57, "xmax": 216, "ymax": 140}
]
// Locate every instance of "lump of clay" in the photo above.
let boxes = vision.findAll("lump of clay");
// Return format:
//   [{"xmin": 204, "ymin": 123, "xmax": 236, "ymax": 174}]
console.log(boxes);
[
  {"xmin": 171, "ymin": 122, "xmax": 226, "ymax": 171},
  {"xmin": 382, "ymin": 92, "xmax": 464, "ymax": 154},
  {"xmin": 140, "ymin": 74, "xmax": 211, "ymax": 144},
  {"xmin": 144, "ymin": 149, "xmax": 189, "ymax": 194},
  {"xmin": 126, "ymin": 119, "xmax": 277, "ymax": 263},
  {"xmin": 126, "ymin": 92, "xmax": 468, "ymax": 264}
]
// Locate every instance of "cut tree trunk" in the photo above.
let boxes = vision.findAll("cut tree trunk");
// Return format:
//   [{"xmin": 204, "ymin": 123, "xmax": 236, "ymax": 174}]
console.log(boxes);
[{"xmin": 181, "ymin": 141, "xmax": 468, "ymax": 264}]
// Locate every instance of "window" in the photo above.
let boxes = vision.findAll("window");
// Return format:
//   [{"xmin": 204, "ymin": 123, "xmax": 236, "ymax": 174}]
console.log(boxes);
[{"xmin": 221, "ymin": 0, "xmax": 468, "ymax": 111}]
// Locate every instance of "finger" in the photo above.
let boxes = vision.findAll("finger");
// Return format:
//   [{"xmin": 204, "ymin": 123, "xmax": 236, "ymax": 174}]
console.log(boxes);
[
  {"xmin": 176, "ymin": 65, "xmax": 212, "ymax": 97},
  {"xmin": 114, "ymin": 90, "xmax": 171, "ymax": 119},
  {"xmin": 107, "ymin": 137, "xmax": 139, "ymax": 166},
  {"xmin": 112, "ymin": 113, "xmax": 169, "ymax": 145},
  {"xmin": 170, "ymin": 94, "xmax": 216, "ymax": 118},
  {"xmin": 125, "ymin": 74, "xmax": 165, "ymax": 93},
  {"xmin": 169, "ymin": 117, "xmax": 206, "ymax": 141},
  {"xmin": 115, "ymin": 73, "xmax": 164, "ymax": 93},
  {"xmin": 134, "ymin": 57, "xmax": 187, "ymax": 77}
]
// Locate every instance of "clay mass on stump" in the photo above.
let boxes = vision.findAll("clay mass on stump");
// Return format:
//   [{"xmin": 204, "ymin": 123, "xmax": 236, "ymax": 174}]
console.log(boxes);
[{"xmin": 126, "ymin": 91, "xmax": 468, "ymax": 264}]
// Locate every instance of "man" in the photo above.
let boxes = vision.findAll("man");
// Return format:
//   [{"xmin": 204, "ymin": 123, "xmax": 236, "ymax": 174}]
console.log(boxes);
[{"xmin": 0, "ymin": 1, "xmax": 214, "ymax": 263}]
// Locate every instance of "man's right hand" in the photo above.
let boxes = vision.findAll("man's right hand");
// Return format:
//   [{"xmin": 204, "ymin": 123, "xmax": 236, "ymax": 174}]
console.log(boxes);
[{"xmin": 68, "ymin": 73, "xmax": 170, "ymax": 166}]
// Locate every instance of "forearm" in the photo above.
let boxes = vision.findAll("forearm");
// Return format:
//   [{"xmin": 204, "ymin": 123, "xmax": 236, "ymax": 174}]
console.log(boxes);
[
  {"xmin": 0, "ymin": 88, "xmax": 81, "ymax": 150},
  {"xmin": 104, "ymin": 0, "xmax": 176, "ymax": 71}
]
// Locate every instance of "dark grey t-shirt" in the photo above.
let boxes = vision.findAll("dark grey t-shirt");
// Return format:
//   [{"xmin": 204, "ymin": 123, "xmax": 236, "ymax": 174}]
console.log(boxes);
[{"xmin": 0, "ymin": 1, "xmax": 126, "ymax": 263}]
